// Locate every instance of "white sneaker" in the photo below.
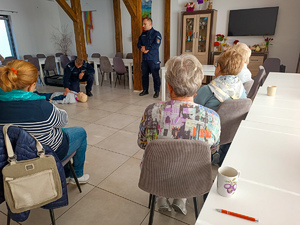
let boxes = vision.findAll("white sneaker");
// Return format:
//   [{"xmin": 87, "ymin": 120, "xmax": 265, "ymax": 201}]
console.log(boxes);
[
  {"xmin": 172, "ymin": 198, "xmax": 187, "ymax": 215},
  {"xmin": 68, "ymin": 174, "xmax": 90, "ymax": 185},
  {"xmin": 156, "ymin": 197, "xmax": 172, "ymax": 212}
]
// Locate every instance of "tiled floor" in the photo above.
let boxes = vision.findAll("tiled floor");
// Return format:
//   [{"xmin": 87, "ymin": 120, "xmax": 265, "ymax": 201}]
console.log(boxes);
[{"xmin": 0, "ymin": 79, "xmax": 218, "ymax": 225}]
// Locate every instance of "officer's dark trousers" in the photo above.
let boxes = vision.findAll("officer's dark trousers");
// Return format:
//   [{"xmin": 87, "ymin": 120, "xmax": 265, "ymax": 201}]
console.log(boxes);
[
  {"xmin": 69, "ymin": 73, "xmax": 94, "ymax": 93},
  {"xmin": 141, "ymin": 60, "xmax": 161, "ymax": 93}
]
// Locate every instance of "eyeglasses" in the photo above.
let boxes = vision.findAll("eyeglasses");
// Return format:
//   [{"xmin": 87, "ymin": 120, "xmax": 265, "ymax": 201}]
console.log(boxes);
[{"xmin": 214, "ymin": 62, "xmax": 218, "ymax": 68}]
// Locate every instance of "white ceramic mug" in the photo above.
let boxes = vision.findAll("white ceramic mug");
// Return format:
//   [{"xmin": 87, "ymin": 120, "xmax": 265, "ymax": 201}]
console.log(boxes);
[
  {"xmin": 217, "ymin": 166, "xmax": 240, "ymax": 197},
  {"xmin": 267, "ymin": 86, "xmax": 277, "ymax": 96}
]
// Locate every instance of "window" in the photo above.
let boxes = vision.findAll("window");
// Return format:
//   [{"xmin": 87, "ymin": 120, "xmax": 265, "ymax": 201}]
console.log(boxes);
[{"xmin": 0, "ymin": 15, "xmax": 17, "ymax": 58}]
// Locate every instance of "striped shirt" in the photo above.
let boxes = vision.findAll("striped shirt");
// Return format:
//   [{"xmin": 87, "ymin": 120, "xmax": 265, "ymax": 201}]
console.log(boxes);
[{"xmin": 0, "ymin": 99, "xmax": 68, "ymax": 151}]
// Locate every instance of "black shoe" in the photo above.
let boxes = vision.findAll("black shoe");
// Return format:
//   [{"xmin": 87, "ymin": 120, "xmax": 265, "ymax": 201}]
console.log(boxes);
[
  {"xmin": 139, "ymin": 90, "xmax": 149, "ymax": 96},
  {"xmin": 153, "ymin": 92, "xmax": 159, "ymax": 98},
  {"xmin": 86, "ymin": 91, "xmax": 93, "ymax": 97}
]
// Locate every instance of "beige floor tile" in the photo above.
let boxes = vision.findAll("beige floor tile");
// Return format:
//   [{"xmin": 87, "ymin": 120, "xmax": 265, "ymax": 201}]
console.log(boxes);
[
  {"xmin": 56, "ymin": 104, "xmax": 88, "ymax": 117},
  {"xmin": 69, "ymin": 108, "xmax": 111, "ymax": 123},
  {"xmin": 135, "ymin": 97, "xmax": 162, "ymax": 107},
  {"xmin": 132, "ymin": 149, "xmax": 144, "ymax": 160},
  {"xmin": 84, "ymin": 146, "xmax": 129, "ymax": 186},
  {"xmin": 116, "ymin": 104, "xmax": 146, "ymax": 117},
  {"xmin": 94, "ymin": 101, "xmax": 128, "ymax": 112},
  {"xmin": 121, "ymin": 118, "xmax": 141, "ymax": 134},
  {"xmin": 56, "ymin": 188, "xmax": 149, "ymax": 225},
  {"xmin": 95, "ymin": 113, "xmax": 139, "ymax": 129},
  {"xmin": 65, "ymin": 118, "xmax": 90, "ymax": 128},
  {"xmin": 0, "ymin": 202, "xmax": 6, "ymax": 213},
  {"xmin": 113, "ymin": 95, "xmax": 142, "ymax": 104},
  {"xmin": 141, "ymin": 211, "xmax": 189, "ymax": 225},
  {"xmin": 84, "ymin": 124, "xmax": 118, "ymax": 145},
  {"xmin": 98, "ymin": 158, "xmax": 149, "ymax": 206},
  {"xmin": 0, "ymin": 211, "xmax": 20, "ymax": 225},
  {"xmin": 95, "ymin": 130, "xmax": 140, "ymax": 156}
]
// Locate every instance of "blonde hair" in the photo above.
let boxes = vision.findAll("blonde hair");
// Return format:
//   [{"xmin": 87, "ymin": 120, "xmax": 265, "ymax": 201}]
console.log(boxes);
[
  {"xmin": 217, "ymin": 50, "xmax": 244, "ymax": 76},
  {"xmin": 0, "ymin": 60, "xmax": 38, "ymax": 92},
  {"xmin": 165, "ymin": 54, "xmax": 204, "ymax": 97},
  {"xmin": 75, "ymin": 58, "xmax": 83, "ymax": 66},
  {"xmin": 231, "ymin": 43, "xmax": 251, "ymax": 65},
  {"xmin": 77, "ymin": 92, "xmax": 88, "ymax": 103}
]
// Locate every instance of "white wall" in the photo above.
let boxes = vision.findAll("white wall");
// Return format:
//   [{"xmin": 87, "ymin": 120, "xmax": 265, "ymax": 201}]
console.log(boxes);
[{"xmin": 176, "ymin": 0, "xmax": 300, "ymax": 72}]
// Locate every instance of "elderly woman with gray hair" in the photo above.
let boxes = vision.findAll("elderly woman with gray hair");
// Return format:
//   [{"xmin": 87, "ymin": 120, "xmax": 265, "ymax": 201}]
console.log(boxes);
[{"xmin": 138, "ymin": 54, "xmax": 220, "ymax": 215}]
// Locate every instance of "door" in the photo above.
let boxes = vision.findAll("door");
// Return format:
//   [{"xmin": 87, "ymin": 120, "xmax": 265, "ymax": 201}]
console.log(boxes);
[{"xmin": 182, "ymin": 15, "xmax": 197, "ymax": 54}]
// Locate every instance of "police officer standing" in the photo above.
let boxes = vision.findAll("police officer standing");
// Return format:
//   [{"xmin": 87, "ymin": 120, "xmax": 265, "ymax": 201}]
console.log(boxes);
[
  {"xmin": 63, "ymin": 58, "xmax": 95, "ymax": 97},
  {"xmin": 137, "ymin": 18, "xmax": 162, "ymax": 98}
]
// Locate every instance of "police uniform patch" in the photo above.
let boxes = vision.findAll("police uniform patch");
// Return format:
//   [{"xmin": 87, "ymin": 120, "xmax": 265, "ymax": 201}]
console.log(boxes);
[{"xmin": 156, "ymin": 38, "xmax": 160, "ymax": 44}]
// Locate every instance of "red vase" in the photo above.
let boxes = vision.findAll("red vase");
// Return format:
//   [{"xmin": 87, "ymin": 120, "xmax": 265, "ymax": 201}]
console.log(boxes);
[{"xmin": 186, "ymin": 8, "xmax": 194, "ymax": 12}]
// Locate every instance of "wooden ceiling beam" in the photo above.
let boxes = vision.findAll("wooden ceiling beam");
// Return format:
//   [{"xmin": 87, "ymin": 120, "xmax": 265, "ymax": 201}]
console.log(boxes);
[
  {"xmin": 164, "ymin": 0, "xmax": 170, "ymax": 64},
  {"xmin": 113, "ymin": 0, "xmax": 123, "ymax": 53},
  {"xmin": 56, "ymin": 0, "xmax": 77, "ymax": 22},
  {"xmin": 122, "ymin": 0, "xmax": 137, "ymax": 17}
]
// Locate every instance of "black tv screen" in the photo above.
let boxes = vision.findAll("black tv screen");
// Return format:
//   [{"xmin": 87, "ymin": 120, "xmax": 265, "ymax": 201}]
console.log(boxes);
[{"xmin": 228, "ymin": 7, "xmax": 279, "ymax": 36}]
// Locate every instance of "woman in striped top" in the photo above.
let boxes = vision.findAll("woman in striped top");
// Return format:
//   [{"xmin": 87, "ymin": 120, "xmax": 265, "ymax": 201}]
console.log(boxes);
[{"xmin": 0, "ymin": 60, "xmax": 89, "ymax": 184}]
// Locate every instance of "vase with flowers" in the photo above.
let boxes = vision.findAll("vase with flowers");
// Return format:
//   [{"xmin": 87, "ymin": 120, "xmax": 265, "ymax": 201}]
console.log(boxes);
[
  {"xmin": 215, "ymin": 34, "xmax": 226, "ymax": 51},
  {"xmin": 184, "ymin": 2, "xmax": 196, "ymax": 11},
  {"xmin": 265, "ymin": 37, "xmax": 273, "ymax": 52},
  {"xmin": 196, "ymin": 0, "xmax": 210, "ymax": 10}
]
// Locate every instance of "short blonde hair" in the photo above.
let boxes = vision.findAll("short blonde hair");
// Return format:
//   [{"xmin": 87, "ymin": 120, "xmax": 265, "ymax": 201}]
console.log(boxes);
[
  {"xmin": 0, "ymin": 60, "xmax": 38, "ymax": 92},
  {"xmin": 217, "ymin": 50, "xmax": 244, "ymax": 75},
  {"xmin": 77, "ymin": 92, "xmax": 88, "ymax": 103},
  {"xmin": 75, "ymin": 58, "xmax": 83, "ymax": 66},
  {"xmin": 231, "ymin": 43, "xmax": 251, "ymax": 65},
  {"xmin": 165, "ymin": 54, "xmax": 204, "ymax": 97}
]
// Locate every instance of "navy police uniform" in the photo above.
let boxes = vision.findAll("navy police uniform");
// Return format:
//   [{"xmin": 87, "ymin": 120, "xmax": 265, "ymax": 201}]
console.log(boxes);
[
  {"xmin": 63, "ymin": 60, "xmax": 95, "ymax": 94},
  {"xmin": 137, "ymin": 27, "xmax": 162, "ymax": 93}
]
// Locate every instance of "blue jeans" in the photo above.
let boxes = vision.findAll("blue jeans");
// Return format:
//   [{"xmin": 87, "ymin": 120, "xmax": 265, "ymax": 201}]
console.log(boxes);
[{"xmin": 62, "ymin": 127, "xmax": 87, "ymax": 178}]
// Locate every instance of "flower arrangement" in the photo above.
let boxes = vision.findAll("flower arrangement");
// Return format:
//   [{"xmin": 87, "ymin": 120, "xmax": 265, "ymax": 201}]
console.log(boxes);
[
  {"xmin": 216, "ymin": 34, "xmax": 225, "ymax": 42},
  {"xmin": 265, "ymin": 37, "xmax": 273, "ymax": 52},
  {"xmin": 215, "ymin": 34, "xmax": 228, "ymax": 51},
  {"xmin": 233, "ymin": 40, "xmax": 239, "ymax": 45},
  {"xmin": 185, "ymin": 2, "xmax": 196, "ymax": 11}
]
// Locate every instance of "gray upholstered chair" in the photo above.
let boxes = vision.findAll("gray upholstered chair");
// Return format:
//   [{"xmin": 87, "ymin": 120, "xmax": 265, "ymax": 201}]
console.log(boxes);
[
  {"xmin": 91, "ymin": 53, "xmax": 101, "ymax": 58},
  {"xmin": 28, "ymin": 57, "xmax": 40, "ymax": 71},
  {"xmin": 139, "ymin": 139, "xmax": 212, "ymax": 224},
  {"xmin": 216, "ymin": 98, "xmax": 252, "ymax": 145},
  {"xmin": 5, "ymin": 56, "xmax": 17, "ymax": 61},
  {"xmin": 70, "ymin": 55, "xmax": 77, "ymax": 61},
  {"xmin": 36, "ymin": 54, "xmax": 46, "ymax": 58},
  {"xmin": 60, "ymin": 55, "xmax": 70, "ymax": 69},
  {"xmin": 243, "ymin": 79, "xmax": 254, "ymax": 94},
  {"xmin": 100, "ymin": 56, "xmax": 114, "ymax": 86},
  {"xmin": 247, "ymin": 66, "xmax": 266, "ymax": 101},
  {"xmin": 23, "ymin": 55, "xmax": 32, "ymax": 60},
  {"xmin": 115, "ymin": 52, "xmax": 123, "ymax": 58},
  {"xmin": 126, "ymin": 53, "xmax": 133, "ymax": 59},
  {"xmin": 44, "ymin": 56, "xmax": 57, "ymax": 76},
  {"xmin": 113, "ymin": 57, "xmax": 128, "ymax": 88},
  {"xmin": 55, "ymin": 53, "xmax": 64, "ymax": 57},
  {"xmin": 1, "ymin": 59, "xmax": 11, "ymax": 66},
  {"xmin": 263, "ymin": 58, "xmax": 280, "ymax": 76}
]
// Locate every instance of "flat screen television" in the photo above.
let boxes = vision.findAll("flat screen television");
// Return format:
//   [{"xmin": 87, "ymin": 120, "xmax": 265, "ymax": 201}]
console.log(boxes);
[{"xmin": 228, "ymin": 7, "xmax": 279, "ymax": 36}]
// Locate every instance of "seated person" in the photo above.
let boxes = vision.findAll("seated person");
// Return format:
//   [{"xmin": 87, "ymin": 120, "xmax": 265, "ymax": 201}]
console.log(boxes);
[
  {"xmin": 63, "ymin": 57, "xmax": 94, "ymax": 97},
  {"xmin": 194, "ymin": 49, "xmax": 247, "ymax": 166},
  {"xmin": 194, "ymin": 49, "xmax": 247, "ymax": 111},
  {"xmin": 0, "ymin": 60, "xmax": 89, "ymax": 184},
  {"xmin": 35, "ymin": 91, "xmax": 88, "ymax": 104},
  {"xmin": 231, "ymin": 42, "xmax": 253, "ymax": 83},
  {"xmin": 138, "ymin": 54, "xmax": 221, "ymax": 216}
]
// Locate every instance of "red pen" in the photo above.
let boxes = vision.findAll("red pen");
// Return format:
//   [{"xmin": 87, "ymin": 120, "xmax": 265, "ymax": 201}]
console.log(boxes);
[{"xmin": 216, "ymin": 209, "xmax": 259, "ymax": 222}]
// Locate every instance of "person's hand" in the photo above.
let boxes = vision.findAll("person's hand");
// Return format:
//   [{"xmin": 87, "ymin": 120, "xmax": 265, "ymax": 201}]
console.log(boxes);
[
  {"xmin": 79, "ymin": 72, "xmax": 84, "ymax": 80},
  {"xmin": 141, "ymin": 46, "xmax": 146, "ymax": 52},
  {"xmin": 144, "ymin": 50, "xmax": 149, "ymax": 54},
  {"xmin": 63, "ymin": 88, "xmax": 70, "ymax": 96}
]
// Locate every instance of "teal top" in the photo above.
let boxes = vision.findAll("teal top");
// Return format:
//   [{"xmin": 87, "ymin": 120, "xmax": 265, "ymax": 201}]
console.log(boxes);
[{"xmin": 0, "ymin": 89, "xmax": 45, "ymax": 102}]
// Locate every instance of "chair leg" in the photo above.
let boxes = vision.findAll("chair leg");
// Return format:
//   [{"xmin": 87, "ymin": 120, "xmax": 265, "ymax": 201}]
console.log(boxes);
[
  {"xmin": 124, "ymin": 74, "xmax": 126, "ymax": 88},
  {"xmin": 203, "ymin": 192, "xmax": 208, "ymax": 202},
  {"xmin": 68, "ymin": 161, "xmax": 82, "ymax": 193},
  {"xmin": 148, "ymin": 195, "xmax": 156, "ymax": 225},
  {"xmin": 114, "ymin": 75, "xmax": 118, "ymax": 87},
  {"xmin": 148, "ymin": 194, "xmax": 153, "ymax": 208},
  {"xmin": 193, "ymin": 197, "xmax": 199, "ymax": 219},
  {"xmin": 49, "ymin": 209, "xmax": 56, "ymax": 225},
  {"xmin": 101, "ymin": 72, "xmax": 104, "ymax": 86},
  {"xmin": 6, "ymin": 211, "xmax": 10, "ymax": 225}
]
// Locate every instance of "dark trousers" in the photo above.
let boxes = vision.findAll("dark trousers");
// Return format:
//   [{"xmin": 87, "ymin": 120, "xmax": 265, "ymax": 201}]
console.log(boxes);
[
  {"xmin": 34, "ymin": 91, "xmax": 66, "ymax": 101},
  {"xmin": 141, "ymin": 60, "xmax": 161, "ymax": 93},
  {"xmin": 69, "ymin": 73, "xmax": 94, "ymax": 93}
]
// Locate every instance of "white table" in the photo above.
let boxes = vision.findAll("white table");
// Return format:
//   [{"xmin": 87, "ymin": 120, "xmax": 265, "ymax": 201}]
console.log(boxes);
[
  {"xmin": 38, "ymin": 57, "xmax": 62, "ymax": 85},
  {"xmin": 87, "ymin": 58, "xmax": 133, "ymax": 88},
  {"xmin": 160, "ymin": 65, "xmax": 215, "ymax": 101}
]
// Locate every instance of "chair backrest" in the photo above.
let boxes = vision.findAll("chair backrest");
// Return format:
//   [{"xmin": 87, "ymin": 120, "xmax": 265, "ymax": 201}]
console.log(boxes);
[
  {"xmin": 216, "ymin": 98, "xmax": 252, "ymax": 145},
  {"xmin": 60, "ymin": 55, "xmax": 70, "ymax": 69},
  {"xmin": 139, "ymin": 139, "xmax": 212, "ymax": 198},
  {"xmin": 55, "ymin": 53, "xmax": 63, "ymax": 57},
  {"xmin": 1, "ymin": 59, "xmax": 11, "ymax": 66},
  {"xmin": 36, "ymin": 54, "xmax": 46, "ymax": 58},
  {"xmin": 113, "ymin": 57, "xmax": 127, "ymax": 74},
  {"xmin": 100, "ymin": 56, "xmax": 114, "ymax": 73},
  {"xmin": 263, "ymin": 58, "xmax": 280, "ymax": 76},
  {"xmin": 28, "ymin": 57, "xmax": 40, "ymax": 71},
  {"xmin": 243, "ymin": 79, "xmax": 254, "ymax": 94},
  {"xmin": 44, "ymin": 56, "xmax": 56, "ymax": 73},
  {"xmin": 247, "ymin": 66, "xmax": 266, "ymax": 100},
  {"xmin": 115, "ymin": 52, "xmax": 123, "ymax": 58},
  {"xmin": 5, "ymin": 56, "xmax": 17, "ymax": 60},
  {"xmin": 91, "ymin": 53, "xmax": 101, "ymax": 58},
  {"xmin": 70, "ymin": 55, "xmax": 77, "ymax": 61},
  {"xmin": 126, "ymin": 53, "xmax": 133, "ymax": 59},
  {"xmin": 23, "ymin": 55, "xmax": 32, "ymax": 60}
]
